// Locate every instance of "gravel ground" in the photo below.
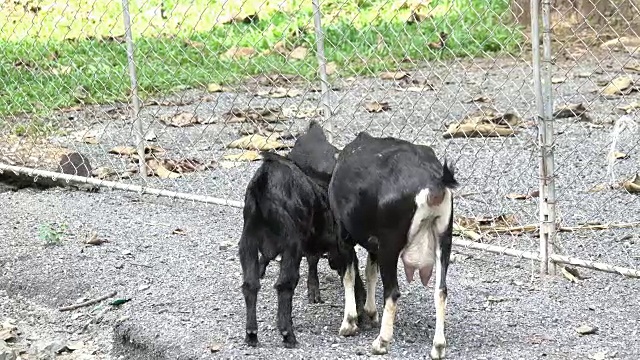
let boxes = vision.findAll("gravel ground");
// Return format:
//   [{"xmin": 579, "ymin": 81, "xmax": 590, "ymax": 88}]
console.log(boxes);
[{"xmin": 1, "ymin": 50, "xmax": 639, "ymax": 359}]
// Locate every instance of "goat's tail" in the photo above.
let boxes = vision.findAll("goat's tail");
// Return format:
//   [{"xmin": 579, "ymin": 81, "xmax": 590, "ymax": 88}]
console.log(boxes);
[
  {"xmin": 440, "ymin": 159, "xmax": 459, "ymax": 190},
  {"xmin": 416, "ymin": 159, "xmax": 458, "ymax": 208},
  {"xmin": 239, "ymin": 192, "xmax": 261, "ymax": 295}
]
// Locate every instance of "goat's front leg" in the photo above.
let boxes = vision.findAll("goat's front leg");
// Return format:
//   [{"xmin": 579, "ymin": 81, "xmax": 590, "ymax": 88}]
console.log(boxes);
[
  {"xmin": 371, "ymin": 252, "xmax": 400, "ymax": 355},
  {"xmin": 430, "ymin": 228, "xmax": 452, "ymax": 359},
  {"xmin": 306, "ymin": 255, "xmax": 323, "ymax": 304},
  {"xmin": 364, "ymin": 252, "xmax": 379, "ymax": 324},
  {"xmin": 275, "ymin": 249, "xmax": 302, "ymax": 348}
]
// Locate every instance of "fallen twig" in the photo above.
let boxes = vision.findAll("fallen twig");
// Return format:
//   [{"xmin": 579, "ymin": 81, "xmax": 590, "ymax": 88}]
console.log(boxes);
[
  {"xmin": 130, "ymin": 262, "xmax": 153, "ymax": 268},
  {"xmin": 559, "ymin": 221, "xmax": 640, "ymax": 232},
  {"xmin": 58, "ymin": 290, "xmax": 117, "ymax": 312},
  {"xmin": 454, "ymin": 221, "xmax": 640, "ymax": 237}
]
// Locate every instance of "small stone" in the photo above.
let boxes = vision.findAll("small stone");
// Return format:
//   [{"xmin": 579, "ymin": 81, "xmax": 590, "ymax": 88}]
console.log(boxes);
[
  {"xmin": 355, "ymin": 348, "xmax": 365, "ymax": 355},
  {"xmin": 138, "ymin": 285, "xmax": 150, "ymax": 291},
  {"xmin": 218, "ymin": 241, "xmax": 234, "ymax": 251},
  {"xmin": 0, "ymin": 340, "xmax": 18, "ymax": 360},
  {"xmin": 576, "ymin": 324, "xmax": 598, "ymax": 335},
  {"xmin": 122, "ymin": 250, "xmax": 132, "ymax": 256},
  {"xmin": 41, "ymin": 340, "xmax": 68, "ymax": 354},
  {"xmin": 114, "ymin": 262, "xmax": 124, "ymax": 269},
  {"xmin": 209, "ymin": 342, "xmax": 223, "ymax": 353}
]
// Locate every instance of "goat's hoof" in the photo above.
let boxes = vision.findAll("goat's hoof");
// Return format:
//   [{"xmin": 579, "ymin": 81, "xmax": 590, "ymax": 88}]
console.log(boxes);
[
  {"xmin": 308, "ymin": 289, "xmax": 323, "ymax": 304},
  {"xmin": 365, "ymin": 309, "xmax": 379, "ymax": 324},
  {"xmin": 338, "ymin": 320, "xmax": 358, "ymax": 337},
  {"xmin": 371, "ymin": 336, "xmax": 390, "ymax": 355},
  {"xmin": 245, "ymin": 332, "xmax": 259, "ymax": 347},
  {"xmin": 282, "ymin": 333, "xmax": 298, "ymax": 349},
  {"xmin": 429, "ymin": 341, "xmax": 446, "ymax": 359}
]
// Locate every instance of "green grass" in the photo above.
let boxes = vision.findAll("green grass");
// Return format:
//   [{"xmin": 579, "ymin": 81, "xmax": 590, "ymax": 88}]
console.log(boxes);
[{"xmin": 0, "ymin": 0, "xmax": 524, "ymax": 117}]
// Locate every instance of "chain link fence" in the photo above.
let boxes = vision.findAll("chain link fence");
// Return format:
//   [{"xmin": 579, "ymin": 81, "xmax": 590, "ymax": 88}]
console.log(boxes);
[{"xmin": 0, "ymin": 0, "xmax": 638, "ymax": 277}]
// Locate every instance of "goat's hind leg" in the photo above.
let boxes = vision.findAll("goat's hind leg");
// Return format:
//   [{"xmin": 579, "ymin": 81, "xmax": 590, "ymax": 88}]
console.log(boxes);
[
  {"xmin": 276, "ymin": 249, "xmax": 303, "ymax": 348},
  {"xmin": 239, "ymin": 234, "xmax": 261, "ymax": 347},
  {"xmin": 306, "ymin": 254, "xmax": 323, "ymax": 304},
  {"xmin": 364, "ymin": 251, "xmax": 379, "ymax": 324}
]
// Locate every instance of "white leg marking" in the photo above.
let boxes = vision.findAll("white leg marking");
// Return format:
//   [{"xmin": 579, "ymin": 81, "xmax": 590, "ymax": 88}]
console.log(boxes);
[
  {"xmin": 430, "ymin": 243, "xmax": 447, "ymax": 359},
  {"xmin": 339, "ymin": 262, "xmax": 358, "ymax": 336},
  {"xmin": 371, "ymin": 297, "xmax": 397, "ymax": 355},
  {"xmin": 364, "ymin": 254, "xmax": 379, "ymax": 323}
]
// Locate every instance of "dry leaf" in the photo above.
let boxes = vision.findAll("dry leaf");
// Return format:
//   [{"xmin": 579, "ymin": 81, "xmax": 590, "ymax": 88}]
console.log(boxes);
[
  {"xmin": 600, "ymin": 36, "xmax": 640, "ymax": 51},
  {"xmin": 622, "ymin": 173, "xmax": 640, "ymax": 193},
  {"xmin": 172, "ymin": 228, "xmax": 187, "ymax": 235},
  {"xmin": 157, "ymin": 158, "xmax": 216, "ymax": 174},
  {"xmin": 601, "ymin": 76, "xmax": 634, "ymax": 96},
  {"xmin": 222, "ymin": 107, "xmax": 283, "ymax": 123},
  {"xmin": 364, "ymin": 101, "xmax": 390, "ymax": 113},
  {"xmin": 443, "ymin": 123, "xmax": 515, "ymax": 138},
  {"xmin": 227, "ymin": 134, "xmax": 289, "ymax": 151},
  {"xmin": 255, "ymin": 74, "xmax": 303, "ymax": 87},
  {"xmin": 624, "ymin": 61, "xmax": 640, "ymax": 72},
  {"xmin": 85, "ymin": 231, "xmax": 108, "ymax": 245},
  {"xmin": 610, "ymin": 151, "xmax": 629, "ymax": 160},
  {"xmin": 380, "ymin": 71, "xmax": 409, "ymax": 80},
  {"xmin": 92, "ymin": 166, "xmax": 118, "ymax": 180},
  {"xmin": 553, "ymin": 103, "xmax": 587, "ymax": 119},
  {"xmin": 616, "ymin": 101, "xmax": 640, "ymax": 114},
  {"xmin": 220, "ymin": 12, "xmax": 258, "ymax": 25},
  {"xmin": 219, "ymin": 161, "xmax": 243, "ymax": 169},
  {"xmin": 222, "ymin": 151, "xmax": 262, "ymax": 162},
  {"xmin": 155, "ymin": 163, "xmax": 182, "ymax": 179},
  {"xmin": 256, "ymin": 87, "xmax": 302, "ymax": 98},
  {"xmin": 159, "ymin": 112, "xmax": 213, "ymax": 127},
  {"xmin": 207, "ymin": 83, "xmax": 226, "ymax": 93},
  {"xmin": 464, "ymin": 96, "xmax": 492, "ymax": 103},
  {"xmin": 443, "ymin": 106, "xmax": 521, "ymax": 139},
  {"xmin": 326, "ymin": 61, "xmax": 337, "ymax": 75},
  {"xmin": 289, "ymin": 46, "xmax": 308, "ymax": 60},
  {"xmin": 183, "ymin": 39, "xmax": 205, "ymax": 49},
  {"xmin": 506, "ymin": 193, "xmax": 529, "ymax": 200},
  {"xmin": 108, "ymin": 145, "xmax": 165, "ymax": 156},
  {"xmin": 427, "ymin": 32, "xmax": 448, "ymax": 50},
  {"xmin": 223, "ymin": 46, "xmax": 256, "ymax": 60},
  {"xmin": 560, "ymin": 266, "xmax": 583, "ymax": 283},
  {"xmin": 551, "ymin": 76, "xmax": 567, "ymax": 84},
  {"xmin": 407, "ymin": 10, "xmax": 429, "ymax": 24}
]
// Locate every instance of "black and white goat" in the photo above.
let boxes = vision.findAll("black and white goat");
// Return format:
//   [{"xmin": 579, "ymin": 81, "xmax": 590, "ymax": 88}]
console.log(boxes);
[
  {"xmin": 328, "ymin": 132, "xmax": 458, "ymax": 359},
  {"xmin": 239, "ymin": 121, "xmax": 359, "ymax": 348}
]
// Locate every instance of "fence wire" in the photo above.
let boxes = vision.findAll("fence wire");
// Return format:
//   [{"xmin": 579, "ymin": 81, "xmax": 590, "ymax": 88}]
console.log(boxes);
[{"xmin": 0, "ymin": 0, "xmax": 638, "ymax": 277}]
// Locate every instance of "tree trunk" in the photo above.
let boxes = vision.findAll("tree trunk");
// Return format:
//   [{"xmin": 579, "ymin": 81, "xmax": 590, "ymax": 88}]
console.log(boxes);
[{"xmin": 510, "ymin": 0, "xmax": 640, "ymax": 41}]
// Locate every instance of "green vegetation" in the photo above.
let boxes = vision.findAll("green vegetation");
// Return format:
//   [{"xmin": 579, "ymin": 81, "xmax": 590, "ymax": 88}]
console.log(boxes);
[
  {"xmin": 38, "ymin": 222, "xmax": 68, "ymax": 246},
  {"xmin": 0, "ymin": 0, "xmax": 523, "ymax": 117}
]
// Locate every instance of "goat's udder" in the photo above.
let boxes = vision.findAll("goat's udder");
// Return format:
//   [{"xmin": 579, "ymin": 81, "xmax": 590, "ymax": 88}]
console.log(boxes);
[{"xmin": 403, "ymin": 262, "xmax": 434, "ymax": 287}]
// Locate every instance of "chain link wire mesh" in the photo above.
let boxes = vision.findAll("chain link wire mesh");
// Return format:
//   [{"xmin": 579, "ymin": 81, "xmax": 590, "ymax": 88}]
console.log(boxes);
[
  {"xmin": 0, "ymin": 0, "xmax": 638, "ymax": 276},
  {"xmin": 538, "ymin": 0, "xmax": 640, "ymax": 275}
]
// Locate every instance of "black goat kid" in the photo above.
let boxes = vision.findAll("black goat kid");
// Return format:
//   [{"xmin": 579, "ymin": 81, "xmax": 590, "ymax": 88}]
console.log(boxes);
[
  {"xmin": 329, "ymin": 132, "xmax": 458, "ymax": 359},
  {"xmin": 239, "ymin": 121, "xmax": 360, "ymax": 348}
]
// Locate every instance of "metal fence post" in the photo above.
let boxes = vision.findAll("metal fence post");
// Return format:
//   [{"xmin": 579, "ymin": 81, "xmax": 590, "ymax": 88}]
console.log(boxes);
[
  {"xmin": 121, "ymin": 0, "xmax": 146, "ymax": 178},
  {"xmin": 531, "ymin": 0, "xmax": 557, "ymax": 276},
  {"xmin": 540, "ymin": 0, "xmax": 557, "ymax": 276},
  {"xmin": 311, "ymin": 0, "xmax": 333, "ymax": 143}
]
